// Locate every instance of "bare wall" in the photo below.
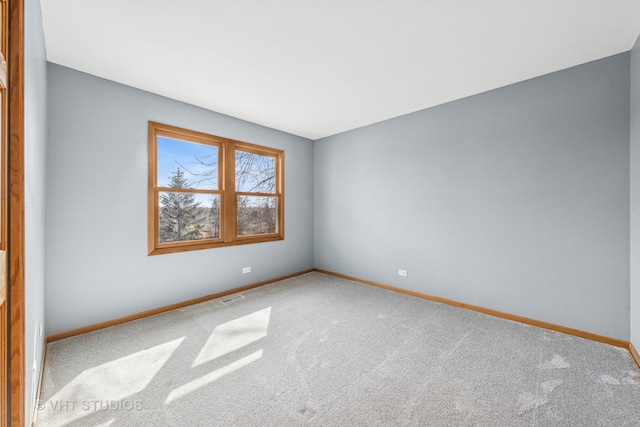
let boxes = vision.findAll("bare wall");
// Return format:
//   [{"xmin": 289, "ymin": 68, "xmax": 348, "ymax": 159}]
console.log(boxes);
[
  {"xmin": 25, "ymin": 0, "xmax": 48, "ymax": 423},
  {"xmin": 46, "ymin": 64, "xmax": 314, "ymax": 335},
  {"xmin": 314, "ymin": 53, "xmax": 631, "ymax": 340},
  {"xmin": 631, "ymin": 36, "xmax": 640, "ymax": 349}
]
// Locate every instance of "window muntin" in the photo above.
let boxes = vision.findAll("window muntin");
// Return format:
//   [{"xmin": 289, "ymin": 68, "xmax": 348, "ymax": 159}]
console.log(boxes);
[{"xmin": 148, "ymin": 122, "xmax": 284, "ymax": 255}]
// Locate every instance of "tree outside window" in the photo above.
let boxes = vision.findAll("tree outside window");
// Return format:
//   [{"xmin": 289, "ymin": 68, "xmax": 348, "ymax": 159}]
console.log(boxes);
[{"xmin": 148, "ymin": 122, "xmax": 284, "ymax": 255}]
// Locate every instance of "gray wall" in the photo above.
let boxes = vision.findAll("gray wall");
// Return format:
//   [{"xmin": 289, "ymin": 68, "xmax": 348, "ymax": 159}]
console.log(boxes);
[
  {"xmin": 46, "ymin": 64, "xmax": 314, "ymax": 335},
  {"xmin": 631, "ymin": 36, "xmax": 640, "ymax": 350},
  {"xmin": 25, "ymin": 0, "xmax": 48, "ymax": 423},
  {"xmin": 315, "ymin": 53, "xmax": 631, "ymax": 340}
]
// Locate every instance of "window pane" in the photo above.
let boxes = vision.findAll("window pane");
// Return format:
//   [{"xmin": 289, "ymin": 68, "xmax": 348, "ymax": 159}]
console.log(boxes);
[
  {"xmin": 235, "ymin": 151, "xmax": 275, "ymax": 193},
  {"xmin": 159, "ymin": 192, "xmax": 220, "ymax": 243},
  {"xmin": 157, "ymin": 136, "xmax": 218, "ymax": 189},
  {"xmin": 237, "ymin": 196, "xmax": 277, "ymax": 236}
]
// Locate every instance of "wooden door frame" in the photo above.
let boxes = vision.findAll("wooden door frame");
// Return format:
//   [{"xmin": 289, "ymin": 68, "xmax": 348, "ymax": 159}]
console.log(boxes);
[{"xmin": 7, "ymin": 0, "xmax": 24, "ymax": 425}]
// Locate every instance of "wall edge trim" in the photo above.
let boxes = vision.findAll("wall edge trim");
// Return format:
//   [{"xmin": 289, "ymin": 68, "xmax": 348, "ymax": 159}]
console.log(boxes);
[
  {"xmin": 630, "ymin": 343, "xmax": 640, "ymax": 369},
  {"xmin": 31, "ymin": 342, "xmax": 46, "ymax": 425}
]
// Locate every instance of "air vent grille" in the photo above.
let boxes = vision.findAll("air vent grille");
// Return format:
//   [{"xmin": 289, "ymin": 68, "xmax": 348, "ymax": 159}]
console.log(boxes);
[{"xmin": 220, "ymin": 294, "xmax": 245, "ymax": 304}]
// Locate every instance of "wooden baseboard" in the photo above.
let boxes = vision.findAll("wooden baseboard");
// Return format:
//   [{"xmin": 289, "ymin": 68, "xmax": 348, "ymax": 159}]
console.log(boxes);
[
  {"xmin": 630, "ymin": 343, "xmax": 640, "ymax": 369},
  {"xmin": 47, "ymin": 269, "xmax": 314, "ymax": 342},
  {"xmin": 314, "ymin": 268, "xmax": 630, "ymax": 349},
  {"xmin": 46, "ymin": 267, "xmax": 637, "ymax": 360}
]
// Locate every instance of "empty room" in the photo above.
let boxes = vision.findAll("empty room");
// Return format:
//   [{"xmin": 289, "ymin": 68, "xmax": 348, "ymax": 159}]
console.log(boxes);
[{"xmin": 3, "ymin": 0, "xmax": 640, "ymax": 425}]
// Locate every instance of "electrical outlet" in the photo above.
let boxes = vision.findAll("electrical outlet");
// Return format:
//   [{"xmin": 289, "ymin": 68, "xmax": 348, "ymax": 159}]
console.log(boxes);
[
  {"xmin": 398, "ymin": 269, "xmax": 408, "ymax": 277},
  {"xmin": 242, "ymin": 266, "xmax": 251, "ymax": 274}
]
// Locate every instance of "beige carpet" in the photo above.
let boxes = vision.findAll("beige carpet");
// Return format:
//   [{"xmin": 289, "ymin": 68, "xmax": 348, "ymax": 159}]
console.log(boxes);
[{"xmin": 36, "ymin": 272, "xmax": 640, "ymax": 426}]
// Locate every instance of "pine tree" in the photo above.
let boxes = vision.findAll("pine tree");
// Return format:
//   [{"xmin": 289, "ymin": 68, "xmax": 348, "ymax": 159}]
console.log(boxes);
[
  {"xmin": 209, "ymin": 195, "xmax": 220, "ymax": 238},
  {"xmin": 159, "ymin": 168, "xmax": 204, "ymax": 242}
]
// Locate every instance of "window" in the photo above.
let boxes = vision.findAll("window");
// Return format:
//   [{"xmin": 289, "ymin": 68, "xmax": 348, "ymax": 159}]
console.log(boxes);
[{"xmin": 148, "ymin": 122, "xmax": 284, "ymax": 255}]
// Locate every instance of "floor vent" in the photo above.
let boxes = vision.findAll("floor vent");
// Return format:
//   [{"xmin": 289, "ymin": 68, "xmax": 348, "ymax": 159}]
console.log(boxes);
[{"xmin": 220, "ymin": 294, "xmax": 245, "ymax": 304}]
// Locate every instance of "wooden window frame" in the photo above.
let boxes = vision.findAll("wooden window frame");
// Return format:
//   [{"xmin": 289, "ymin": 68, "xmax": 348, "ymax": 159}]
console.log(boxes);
[{"xmin": 148, "ymin": 122, "xmax": 284, "ymax": 255}]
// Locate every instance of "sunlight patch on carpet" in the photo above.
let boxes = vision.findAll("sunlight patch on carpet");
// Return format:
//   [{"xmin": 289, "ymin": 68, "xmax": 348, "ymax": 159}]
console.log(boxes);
[
  {"xmin": 37, "ymin": 337, "xmax": 184, "ymax": 427},
  {"xmin": 192, "ymin": 307, "xmax": 271, "ymax": 367},
  {"xmin": 166, "ymin": 349, "xmax": 263, "ymax": 404}
]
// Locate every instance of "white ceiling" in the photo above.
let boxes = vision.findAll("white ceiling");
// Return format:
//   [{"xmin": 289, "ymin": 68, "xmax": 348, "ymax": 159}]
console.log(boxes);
[{"xmin": 41, "ymin": 1, "xmax": 640, "ymax": 140}]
